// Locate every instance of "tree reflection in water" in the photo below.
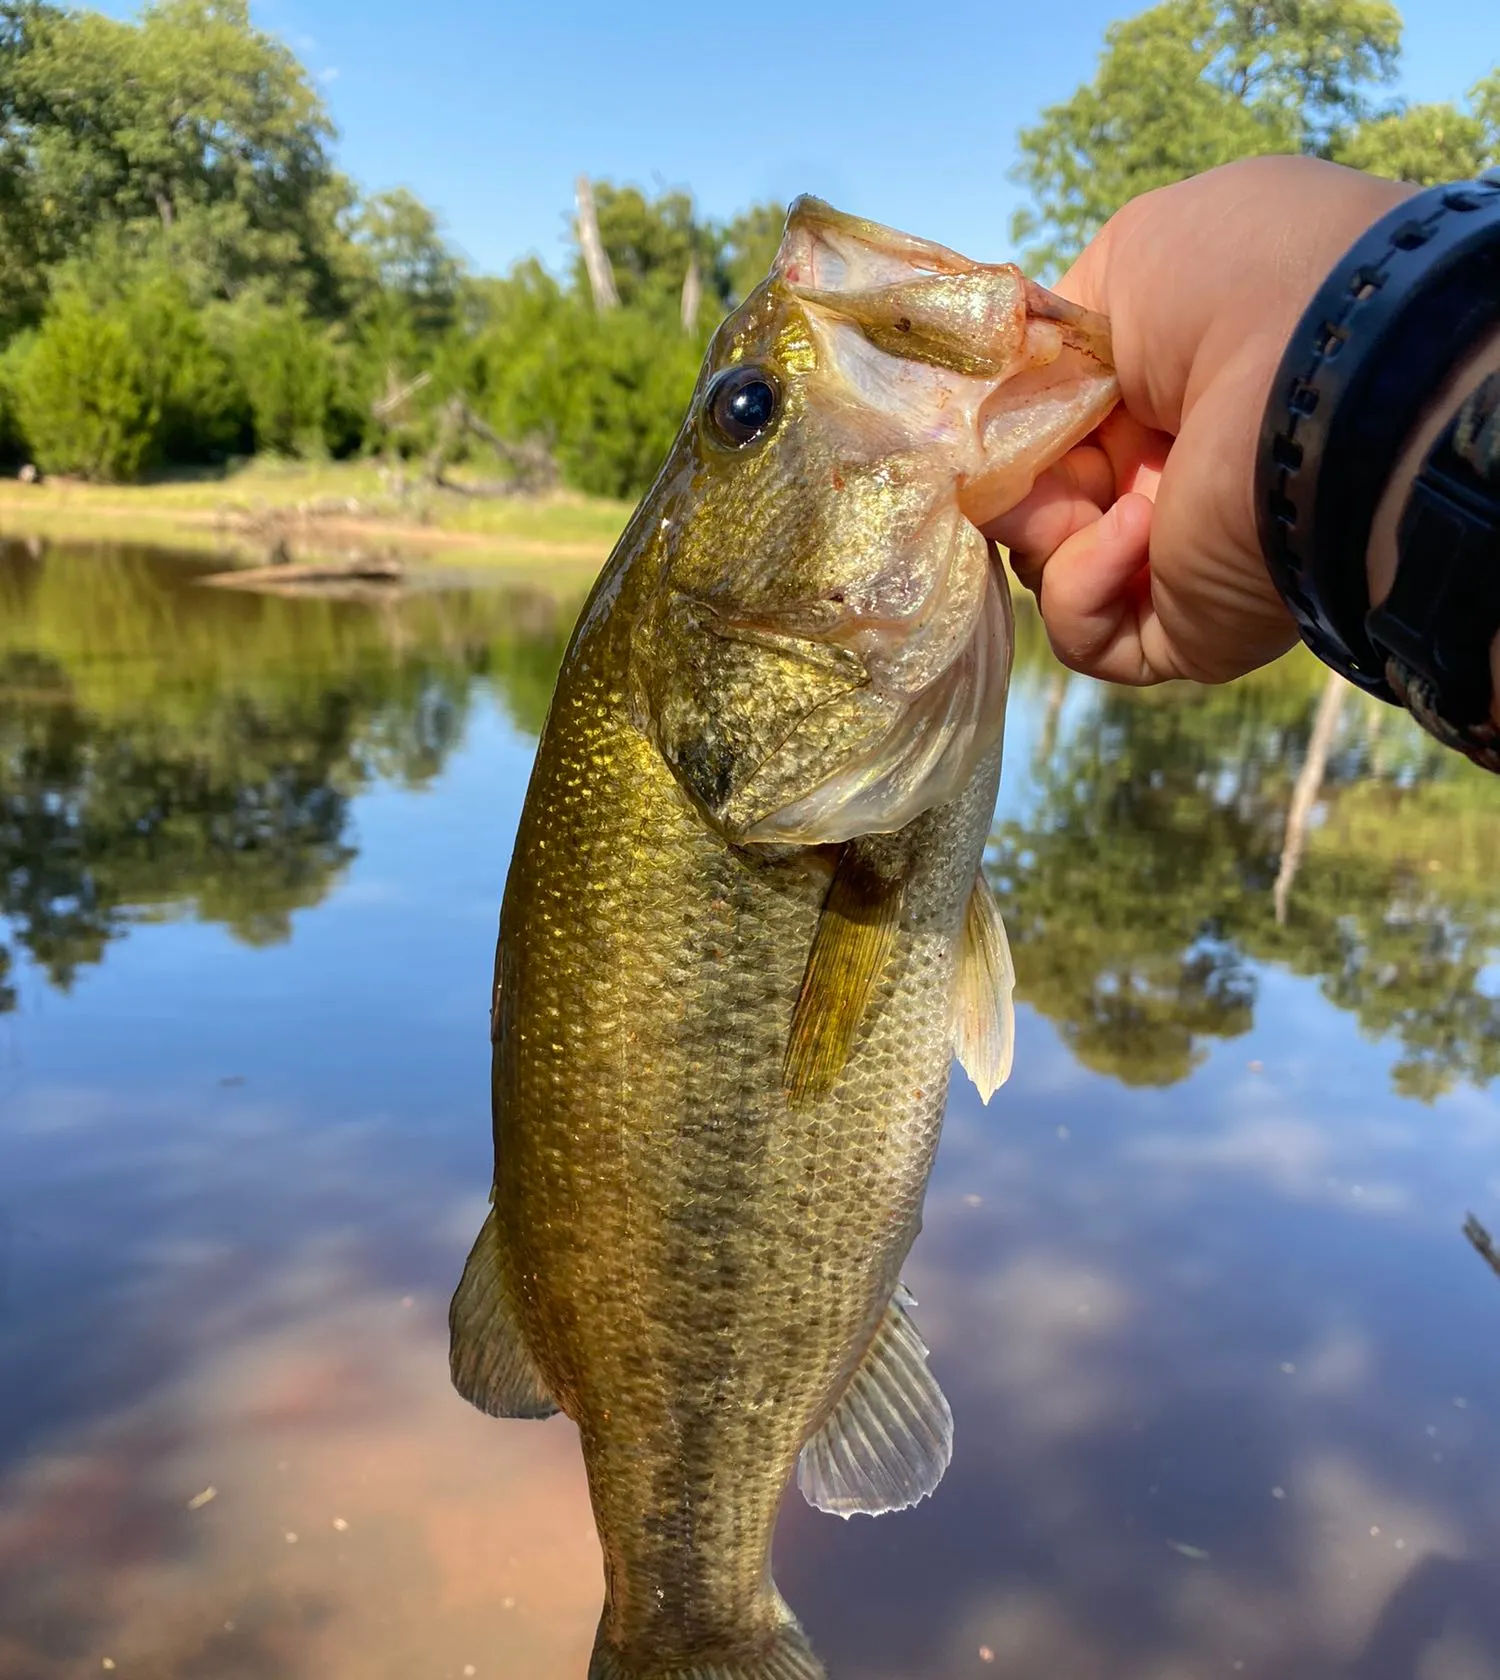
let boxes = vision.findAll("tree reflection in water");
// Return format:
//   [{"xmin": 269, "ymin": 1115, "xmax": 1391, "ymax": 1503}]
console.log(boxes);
[
  {"xmin": 994, "ymin": 618, "xmax": 1500, "ymax": 1100},
  {"xmin": 6, "ymin": 541, "xmax": 1500, "ymax": 1107},
  {"xmin": 0, "ymin": 540, "xmax": 577, "ymax": 1004}
]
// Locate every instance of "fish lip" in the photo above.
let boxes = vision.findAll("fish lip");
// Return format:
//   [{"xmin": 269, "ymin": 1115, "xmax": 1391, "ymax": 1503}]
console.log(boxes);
[
  {"xmin": 778, "ymin": 196, "xmax": 974, "ymax": 279},
  {"xmin": 774, "ymin": 196, "xmax": 978, "ymax": 301}
]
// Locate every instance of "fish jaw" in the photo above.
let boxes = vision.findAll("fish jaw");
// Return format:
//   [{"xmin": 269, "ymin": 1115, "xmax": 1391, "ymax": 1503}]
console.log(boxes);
[
  {"xmin": 776, "ymin": 196, "xmax": 1120, "ymax": 530},
  {"xmin": 634, "ymin": 198, "xmax": 1117, "ymax": 847}
]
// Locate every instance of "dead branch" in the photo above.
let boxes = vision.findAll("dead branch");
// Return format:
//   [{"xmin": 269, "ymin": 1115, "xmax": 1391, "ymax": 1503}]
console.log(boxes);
[
  {"xmin": 1464, "ymin": 1214, "xmax": 1500, "ymax": 1280},
  {"xmin": 575, "ymin": 175, "xmax": 619, "ymax": 312}
]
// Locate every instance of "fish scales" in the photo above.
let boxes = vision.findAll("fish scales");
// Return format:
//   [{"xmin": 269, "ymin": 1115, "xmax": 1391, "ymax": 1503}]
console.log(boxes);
[{"xmin": 453, "ymin": 197, "xmax": 1119, "ymax": 1680}]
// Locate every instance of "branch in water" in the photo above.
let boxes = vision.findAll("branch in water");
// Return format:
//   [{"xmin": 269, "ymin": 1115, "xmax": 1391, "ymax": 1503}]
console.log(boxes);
[{"xmin": 1462, "ymin": 1213, "xmax": 1500, "ymax": 1280}]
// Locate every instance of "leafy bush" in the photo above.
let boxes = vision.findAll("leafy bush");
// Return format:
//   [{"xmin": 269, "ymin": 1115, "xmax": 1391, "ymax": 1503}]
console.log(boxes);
[
  {"xmin": 14, "ymin": 294, "xmax": 156, "ymax": 481},
  {"xmin": 0, "ymin": 335, "xmax": 32, "ymax": 466},
  {"xmin": 232, "ymin": 304, "xmax": 338, "ymax": 457},
  {"xmin": 473, "ymin": 267, "xmax": 705, "ymax": 501},
  {"xmin": 125, "ymin": 277, "xmax": 248, "ymax": 462}
]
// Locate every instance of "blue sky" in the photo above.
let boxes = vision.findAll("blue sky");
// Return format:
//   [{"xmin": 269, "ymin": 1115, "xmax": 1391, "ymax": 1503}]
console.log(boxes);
[{"xmin": 181, "ymin": 1, "xmax": 1500, "ymax": 275}]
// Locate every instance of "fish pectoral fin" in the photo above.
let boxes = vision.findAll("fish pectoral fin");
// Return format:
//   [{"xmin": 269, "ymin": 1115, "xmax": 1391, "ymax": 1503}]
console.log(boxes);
[
  {"xmin": 953, "ymin": 868, "xmax": 1015, "ymax": 1104},
  {"xmin": 449, "ymin": 1206, "xmax": 559, "ymax": 1420},
  {"xmin": 783, "ymin": 845, "xmax": 904, "ymax": 1107},
  {"xmin": 796, "ymin": 1286, "xmax": 953, "ymax": 1518}
]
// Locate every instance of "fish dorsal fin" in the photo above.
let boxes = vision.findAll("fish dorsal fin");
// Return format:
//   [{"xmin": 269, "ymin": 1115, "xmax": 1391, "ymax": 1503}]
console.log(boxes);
[
  {"xmin": 953, "ymin": 868, "xmax": 1015, "ymax": 1103},
  {"xmin": 796, "ymin": 1286, "xmax": 953, "ymax": 1518},
  {"xmin": 449, "ymin": 1205, "xmax": 559, "ymax": 1419},
  {"xmin": 783, "ymin": 846, "xmax": 905, "ymax": 1107}
]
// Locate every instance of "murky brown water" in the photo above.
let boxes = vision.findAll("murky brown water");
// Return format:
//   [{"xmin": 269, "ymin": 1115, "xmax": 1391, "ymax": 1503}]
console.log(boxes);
[{"xmin": 3, "ymin": 540, "xmax": 1500, "ymax": 1679}]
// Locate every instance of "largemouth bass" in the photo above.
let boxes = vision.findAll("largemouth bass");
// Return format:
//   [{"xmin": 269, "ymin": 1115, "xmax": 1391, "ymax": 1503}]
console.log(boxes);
[{"xmin": 451, "ymin": 199, "xmax": 1118, "ymax": 1680}]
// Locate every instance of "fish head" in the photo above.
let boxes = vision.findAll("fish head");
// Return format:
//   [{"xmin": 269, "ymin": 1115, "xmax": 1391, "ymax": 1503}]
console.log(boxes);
[{"xmin": 631, "ymin": 196, "xmax": 1118, "ymax": 845}]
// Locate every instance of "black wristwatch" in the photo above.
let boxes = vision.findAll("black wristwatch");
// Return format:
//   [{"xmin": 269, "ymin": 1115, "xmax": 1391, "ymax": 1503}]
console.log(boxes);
[{"xmin": 1257, "ymin": 170, "xmax": 1500, "ymax": 767}]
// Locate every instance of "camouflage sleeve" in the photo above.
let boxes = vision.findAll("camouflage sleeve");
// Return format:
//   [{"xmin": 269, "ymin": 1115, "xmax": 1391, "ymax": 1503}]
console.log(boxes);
[
  {"xmin": 1380, "ymin": 369, "xmax": 1500, "ymax": 774},
  {"xmin": 1452, "ymin": 370, "xmax": 1500, "ymax": 487}
]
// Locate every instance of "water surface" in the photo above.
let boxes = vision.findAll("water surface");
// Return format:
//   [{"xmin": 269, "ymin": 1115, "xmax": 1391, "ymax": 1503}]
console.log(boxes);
[{"xmin": 3, "ymin": 540, "xmax": 1500, "ymax": 1680}]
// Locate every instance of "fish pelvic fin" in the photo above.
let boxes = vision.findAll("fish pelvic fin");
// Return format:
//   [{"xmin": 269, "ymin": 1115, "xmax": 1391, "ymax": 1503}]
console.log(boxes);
[
  {"xmin": 588, "ymin": 1609, "xmax": 826, "ymax": 1680},
  {"xmin": 953, "ymin": 867, "xmax": 1016, "ymax": 1104},
  {"xmin": 783, "ymin": 844, "xmax": 904, "ymax": 1107},
  {"xmin": 797, "ymin": 1285, "xmax": 953, "ymax": 1518},
  {"xmin": 449, "ymin": 1205, "xmax": 559, "ymax": 1419}
]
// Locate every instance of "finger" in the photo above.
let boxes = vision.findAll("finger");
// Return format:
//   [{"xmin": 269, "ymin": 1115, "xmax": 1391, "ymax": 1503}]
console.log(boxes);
[
  {"xmin": 986, "ymin": 411, "xmax": 1171, "ymax": 587},
  {"xmin": 982, "ymin": 443, "xmax": 1115, "ymax": 568},
  {"xmin": 1030, "ymin": 492, "xmax": 1166, "ymax": 684},
  {"xmin": 1092, "ymin": 408, "xmax": 1169, "ymax": 502}
]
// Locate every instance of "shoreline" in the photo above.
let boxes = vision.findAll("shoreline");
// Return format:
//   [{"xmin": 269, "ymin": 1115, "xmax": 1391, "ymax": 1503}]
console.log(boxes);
[{"xmin": 0, "ymin": 462, "xmax": 628, "ymax": 583}]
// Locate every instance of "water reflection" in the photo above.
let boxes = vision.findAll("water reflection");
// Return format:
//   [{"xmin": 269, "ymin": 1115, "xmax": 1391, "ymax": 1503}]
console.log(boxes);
[
  {"xmin": 0, "ymin": 542, "xmax": 576, "ymax": 1004},
  {"xmin": 2, "ymin": 540, "xmax": 1500, "ymax": 1680},
  {"xmin": 993, "ymin": 656, "xmax": 1500, "ymax": 1099}
]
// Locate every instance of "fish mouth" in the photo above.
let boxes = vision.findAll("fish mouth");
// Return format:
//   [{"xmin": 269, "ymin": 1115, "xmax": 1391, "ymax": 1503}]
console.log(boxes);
[
  {"xmin": 772, "ymin": 196, "xmax": 1115, "ymax": 388},
  {"xmin": 774, "ymin": 196, "xmax": 975, "ymax": 293}
]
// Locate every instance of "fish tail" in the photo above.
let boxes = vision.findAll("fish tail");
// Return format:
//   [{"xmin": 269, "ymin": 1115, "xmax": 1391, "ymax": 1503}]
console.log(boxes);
[{"xmin": 587, "ymin": 1604, "xmax": 826, "ymax": 1680}]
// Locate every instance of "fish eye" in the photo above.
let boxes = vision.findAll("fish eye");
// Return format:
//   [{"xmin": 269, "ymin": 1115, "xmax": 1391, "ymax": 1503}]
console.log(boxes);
[{"xmin": 705, "ymin": 366, "xmax": 780, "ymax": 449}]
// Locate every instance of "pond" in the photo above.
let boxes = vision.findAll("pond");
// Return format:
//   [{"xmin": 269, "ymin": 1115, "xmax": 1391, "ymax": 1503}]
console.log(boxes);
[{"xmin": 3, "ymin": 538, "xmax": 1500, "ymax": 1680}]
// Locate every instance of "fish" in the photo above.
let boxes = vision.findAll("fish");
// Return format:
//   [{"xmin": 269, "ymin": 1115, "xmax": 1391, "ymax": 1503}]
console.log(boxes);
[{"xmin": 450, "ymin": 197, "xmax": 1118, "ymax": 1680}]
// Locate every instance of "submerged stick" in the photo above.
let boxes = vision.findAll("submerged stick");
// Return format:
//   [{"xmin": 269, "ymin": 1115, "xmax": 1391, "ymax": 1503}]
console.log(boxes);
[{"xmin": 1463, "ymin": 1213, "xmax": 1500, "ymax": 1281}]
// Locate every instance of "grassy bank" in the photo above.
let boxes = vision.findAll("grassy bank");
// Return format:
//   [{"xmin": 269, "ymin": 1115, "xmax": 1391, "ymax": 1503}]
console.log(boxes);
[{"xmin": 0, "ymin": 457, "xmax": 633, "ymax": 579}]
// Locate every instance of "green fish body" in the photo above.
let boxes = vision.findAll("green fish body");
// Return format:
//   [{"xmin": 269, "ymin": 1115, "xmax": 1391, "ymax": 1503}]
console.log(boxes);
[{"xmin": 452, "ymin": 198, "xmax": 1119, "ymax": 1680}]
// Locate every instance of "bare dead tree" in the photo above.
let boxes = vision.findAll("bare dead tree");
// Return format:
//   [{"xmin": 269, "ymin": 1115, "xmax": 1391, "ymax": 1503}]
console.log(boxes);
[
  {"xmin": 372, "ymin": 369, "xmax": 433, "ymax": 422},
  {"xmin": 681, "ymin": 252, "xmax": 702, "ymax": 333},
  {"xmin": 575, "ymin": 175, "xmax": 620, "ymax": 312},
  {"xmin": 424, "ymin": 395, "xmax": 557, "ymax": 496},
  {"xmin": 1274, "ymin": 669, "xmax": 1345, "ymax": 926}
]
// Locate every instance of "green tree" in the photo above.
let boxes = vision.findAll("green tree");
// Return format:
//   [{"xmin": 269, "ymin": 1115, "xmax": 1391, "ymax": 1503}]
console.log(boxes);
[
  {"xmin": 579, "ymin": 183, "xmax": 717, "ymax": 314},
  {"xmin": 1007, "ymin": 0, "xmax": 1495, "ymax": 274},
  {"xmin": 354, "ymin": 186, "xmax": 462, "ymax": 341},
  {"xmin": 721, "ymin": 202, "xmax": 787, "ymax": 305},
  {"xmin": 1334, "ymin": 70, "xmax": 1500, "ymax": 185},
  {"xmin": 470, "ymin": 257, "xmax": 705, "ymax": 500},
  {"xmin": 14, "ymin": 292, "xmax": 155, "ymax": 479},
  {"xmin": 0, "ymin": 0, "xmax": 357, "ymax": 329},
  {"xmin": 231, "ymin": 303, "xmax": 339, "ymax": 457}
]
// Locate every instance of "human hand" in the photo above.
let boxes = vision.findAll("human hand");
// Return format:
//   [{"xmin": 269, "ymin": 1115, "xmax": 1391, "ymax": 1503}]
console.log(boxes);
[{"xmin": 989, "ymin": 155, "xmax": 1415, "ymax": 685}]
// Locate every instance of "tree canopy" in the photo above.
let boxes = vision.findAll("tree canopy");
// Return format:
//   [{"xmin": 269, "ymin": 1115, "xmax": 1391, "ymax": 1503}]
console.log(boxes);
[
  {"xmin": 0, "ymin": 0, "xmax": 786, "ymax": 494},
  {"xmin": 1012, "ymin": 0, "xmax": 1500, "ymax": 274}
]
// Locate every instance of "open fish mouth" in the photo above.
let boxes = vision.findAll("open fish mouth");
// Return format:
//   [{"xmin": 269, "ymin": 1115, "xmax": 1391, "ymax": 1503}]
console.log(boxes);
[
  {"xmin": 776, "ymin": 196, "xmax": 1114, "ymax": 379},
  {"xmin": 634, "ymin": 196, "xmax": 1119, "ymax": 848}
]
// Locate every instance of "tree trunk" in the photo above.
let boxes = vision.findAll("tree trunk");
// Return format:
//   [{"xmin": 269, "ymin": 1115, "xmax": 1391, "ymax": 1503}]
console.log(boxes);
[
  {"xmin": 1037, "ymin": 669, "xmax": 1069, "ymax": 766},
  {"xmin": 1274, "ymin": 670, "xmax": 1345, "ymax": 926},
  {"xmin": 681, "ymin": 252, "xmax": 702, "ymax": 333},
  {"xmin": 575, "ymin": 175, "xmax": 619, "ymax": 312}
]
